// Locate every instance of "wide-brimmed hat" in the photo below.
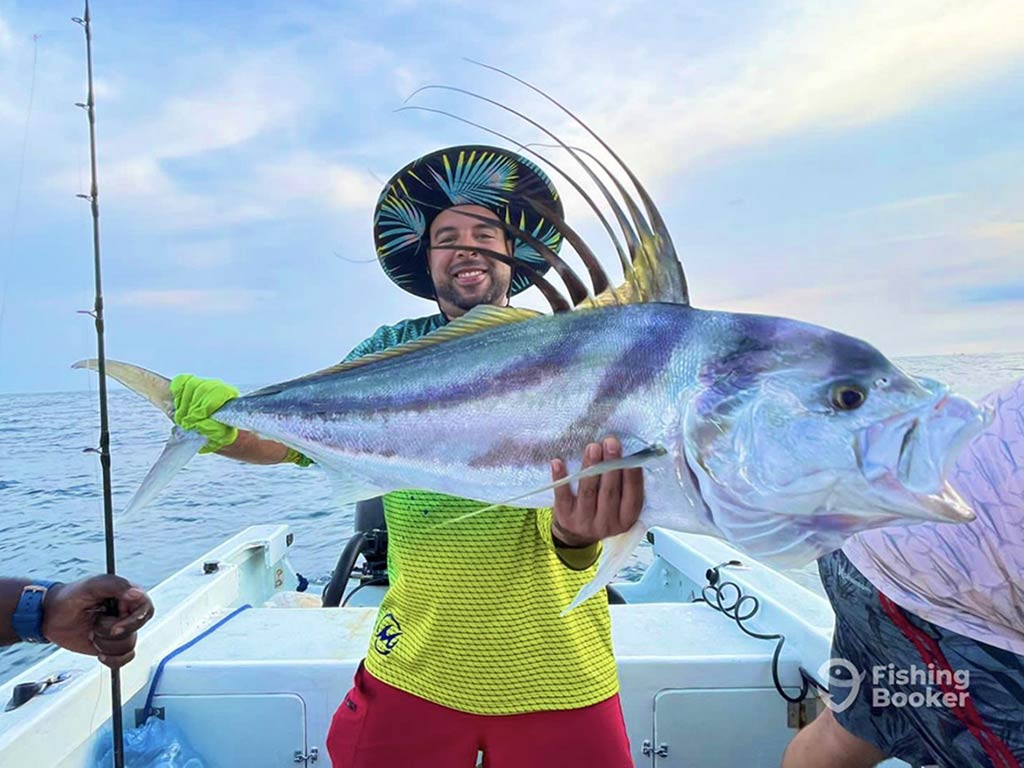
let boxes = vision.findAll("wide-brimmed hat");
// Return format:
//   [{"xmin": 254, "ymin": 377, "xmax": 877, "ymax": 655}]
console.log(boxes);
[{"xmin": 373, "ymin": 145, "xmax": 563, "ymax": 299}]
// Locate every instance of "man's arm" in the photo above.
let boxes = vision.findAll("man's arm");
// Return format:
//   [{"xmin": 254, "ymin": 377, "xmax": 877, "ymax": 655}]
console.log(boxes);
[
  {"xmin": 1, "ymin": 576, "xmax": 153, "ymax": 668},
  {"xmin": 216, "ymin": 430, "xmax": 292, "ymax": 464},
  {"xmin": 170, "ymin": 375, "xmax": 306, "ymax": 465},
  {"xmin": 178, "ymin": 326, "xmax": 397, "ymax": 466}
]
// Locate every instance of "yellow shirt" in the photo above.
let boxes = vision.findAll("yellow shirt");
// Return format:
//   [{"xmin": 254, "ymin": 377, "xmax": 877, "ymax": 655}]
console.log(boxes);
[{"xmin": 363, "ymin": 490, "xmax": 619, "ymax": 714}]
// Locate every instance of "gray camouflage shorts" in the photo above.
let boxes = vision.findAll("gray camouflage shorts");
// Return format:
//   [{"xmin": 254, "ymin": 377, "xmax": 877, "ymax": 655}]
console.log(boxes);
[{"xmin": 818, "ymin": 549, "xmax": 1024, "ymax": 768}]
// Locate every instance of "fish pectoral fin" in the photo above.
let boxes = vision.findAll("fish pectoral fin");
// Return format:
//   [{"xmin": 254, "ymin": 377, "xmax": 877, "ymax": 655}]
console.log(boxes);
[
  {"xmin": 557, "ymin": 444, "xmax": 667, "ymax": 486},
  {"xmin": 561, "ymin": 522, "xmax": 648, "ymax": 615},
  {"xmin": 322, "ymin": 466, "xmax": 387, "ymax": 507},
  {"xmin": 121, "ymin": 427, "xmax": 206, "ymax": 516},
  {"xmin": 614, "ymin": 436, "xmax": 666, "ymax": 461},
  {"xmin": 435, "ymin": 446, "xmax": 667, "ymax": 528}
]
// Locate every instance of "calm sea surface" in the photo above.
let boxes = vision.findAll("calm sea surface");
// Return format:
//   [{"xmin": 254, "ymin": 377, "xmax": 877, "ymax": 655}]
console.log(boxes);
[{"xmin": 2, "ymin": 352, "xmax": 1022, "ymax": 682}]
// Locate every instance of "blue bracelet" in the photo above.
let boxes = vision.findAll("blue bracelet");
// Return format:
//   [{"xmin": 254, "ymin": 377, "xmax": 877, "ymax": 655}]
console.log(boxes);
[{"xmin": 13, "ymin": 581, "xmax": 59, "ymax": 644}]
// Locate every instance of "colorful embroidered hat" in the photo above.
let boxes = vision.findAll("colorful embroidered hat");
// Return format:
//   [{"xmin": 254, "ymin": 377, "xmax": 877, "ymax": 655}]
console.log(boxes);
[{"xmin": 372, "ymin": 145, "xmax": 564, "ymax": 299}]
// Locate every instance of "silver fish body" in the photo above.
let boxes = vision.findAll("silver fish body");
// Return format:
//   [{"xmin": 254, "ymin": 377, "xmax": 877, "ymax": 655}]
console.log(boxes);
[
  {"xmin": 207, "ymin": 301, "xmax": 988, "ymax": 607},
  {"xmin": 224, "ymin": 303, "xmax": 690, "ymax": 511}
]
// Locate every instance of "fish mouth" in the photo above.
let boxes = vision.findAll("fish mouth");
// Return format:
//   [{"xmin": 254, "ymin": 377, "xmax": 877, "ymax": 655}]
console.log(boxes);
[{"xmin": 857, "ymin": 390, "xmax": 991, "ymax": 523}]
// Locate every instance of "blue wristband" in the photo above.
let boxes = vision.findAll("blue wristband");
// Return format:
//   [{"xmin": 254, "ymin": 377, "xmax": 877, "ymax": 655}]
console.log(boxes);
[{"xmin": 13, "ymin": 581, "xmax": 59, "ymax": 644}]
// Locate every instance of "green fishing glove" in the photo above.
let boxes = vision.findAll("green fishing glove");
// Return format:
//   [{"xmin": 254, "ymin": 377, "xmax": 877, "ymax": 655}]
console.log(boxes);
[{"xmin": 170, "ymin": 374, "xmax": 240, "ymax": 454}]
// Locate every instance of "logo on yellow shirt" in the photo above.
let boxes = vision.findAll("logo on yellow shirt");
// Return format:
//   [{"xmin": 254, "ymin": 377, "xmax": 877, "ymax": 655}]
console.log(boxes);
[{"xmin": 373, "ymin": 612, "xmax": 403, "ymax": 656}]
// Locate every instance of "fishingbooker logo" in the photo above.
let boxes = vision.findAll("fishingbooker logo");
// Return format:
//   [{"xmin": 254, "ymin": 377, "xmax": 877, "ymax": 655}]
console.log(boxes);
[
  {"xmin": 818, "ymin": 658, "xmax": 971, "ymax": 712},
  {"xmin": 373, "ymin": 612, "xmax": 403, "ymax": 656},
  {"xmin": 817, "ymin": 658, "xmax": 866, "ymax": 713}
]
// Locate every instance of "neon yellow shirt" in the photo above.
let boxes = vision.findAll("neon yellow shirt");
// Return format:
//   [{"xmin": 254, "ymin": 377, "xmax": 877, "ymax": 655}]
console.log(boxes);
[{"xmin": 347, "ymin": 315, "xmax": 619, "ymax": 714}]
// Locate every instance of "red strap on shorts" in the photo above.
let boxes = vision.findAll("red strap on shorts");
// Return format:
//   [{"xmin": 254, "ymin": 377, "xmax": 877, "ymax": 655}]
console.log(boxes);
[{"xmin": 878, "ymin": 592, "xmax": 1020, "ymax": 768}]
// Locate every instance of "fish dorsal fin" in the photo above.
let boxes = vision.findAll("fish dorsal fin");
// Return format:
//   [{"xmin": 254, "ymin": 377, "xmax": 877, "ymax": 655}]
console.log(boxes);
[
  {"xmin": 331, "ymin": 305, "xmax": 542, "ymax": 374},
  {"xmin": 576, "ymin": 281, "xmax": 642, "ymax": 310},
  {"xmin": 253, "ymin": 306, "xmax": 543, "ymax": 393},
  {"xmin": 633, "ymin": 230, "xmax": 689, "ymax": 306},
  {"xmin": 575, "ymin": 231, "xmax": 688, "ymax": 310}
]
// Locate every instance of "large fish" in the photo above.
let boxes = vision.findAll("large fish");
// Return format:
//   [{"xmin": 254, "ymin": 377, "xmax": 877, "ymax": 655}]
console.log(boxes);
[{"xmin": 77, "ymin": 80, "xmax": 991, "ymax": 611}]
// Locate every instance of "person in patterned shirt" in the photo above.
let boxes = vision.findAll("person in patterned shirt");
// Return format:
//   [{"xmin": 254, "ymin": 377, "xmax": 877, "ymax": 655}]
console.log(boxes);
[{"xmin": 784, "ymin": 377, "xmax": 1024, "ymax": 768}]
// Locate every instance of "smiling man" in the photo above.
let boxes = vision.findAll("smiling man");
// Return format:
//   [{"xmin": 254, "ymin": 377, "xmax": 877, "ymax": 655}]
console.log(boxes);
[
  {"xmin": 427, "ymin": 204, "xmax": 513, "ymax": 316},
  {"xmin": 169, "ymin": 145, "xmax": 640, "ymax": 767},
  {"xmin": 319, "ymin": 149, "xmax": 638, "ymax": 766}
]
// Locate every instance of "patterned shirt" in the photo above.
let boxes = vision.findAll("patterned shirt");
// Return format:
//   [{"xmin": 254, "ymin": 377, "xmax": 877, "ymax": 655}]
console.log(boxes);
[
  {"xmin": 345, "ymin": 313, "xmax": 620, "ymax": 714},
  {"xmin": 842, "ymin": 377, "xmax": 1024, "ymax": 655}
]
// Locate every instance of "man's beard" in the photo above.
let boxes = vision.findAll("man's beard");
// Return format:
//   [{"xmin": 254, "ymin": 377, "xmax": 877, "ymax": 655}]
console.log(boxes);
[{"xmin": 435, "ymin": 272, "xmax": 511, "ymax": 311}]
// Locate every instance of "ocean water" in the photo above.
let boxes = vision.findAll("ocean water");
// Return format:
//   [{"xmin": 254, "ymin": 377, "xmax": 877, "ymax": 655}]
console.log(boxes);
[{"xmin": 2, "ymin": 352, "xmax": 1022, "ymax": 683}]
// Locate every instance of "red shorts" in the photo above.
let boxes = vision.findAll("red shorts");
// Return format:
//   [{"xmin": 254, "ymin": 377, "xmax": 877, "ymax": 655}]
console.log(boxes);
[{"xmin": 327, "ymin": 663, "xmax": 633, "ymax": 768}]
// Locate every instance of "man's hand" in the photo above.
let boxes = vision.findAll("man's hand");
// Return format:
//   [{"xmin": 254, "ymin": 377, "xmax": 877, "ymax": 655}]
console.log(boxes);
[
  {"xmin": 41, "ymin": 575, "xmax": 154, "ymax": 669},
  {"xmin": 551, "ymin": 436, "xmax": 644, "ymax": 548},
  {"xmin": 170, "ymin": 374, "xmax": 240, "ymax": 454},
  {"xmin": 171, "ymin": 374, "xmax": 296, "ymax": 464}
]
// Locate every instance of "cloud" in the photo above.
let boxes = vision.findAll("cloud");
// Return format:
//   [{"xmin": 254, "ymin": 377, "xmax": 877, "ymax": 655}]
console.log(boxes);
[
  {"xmin": 972, "ymin": 219, "xmax": 1024, "ymax": 243},
  {"xmin": 167, "ymin": 240, "xmax": 234, "ymax": 268},
  {"xmin": 716, "ymin": 272, "xmax": 1023, "ymax": 356},
  {"xmin": 25, "ymin": 27, "xmax": 441, "ymax": 232},
  {"xmin": 844, "ymin": 194, "xmax": 961, "ymax": 217},
  {"xmin": 116, "ymin": 288, "xmax": 274, "ymax": 314},
  {"xmin": 47, "ymin": 158, "xmax": 273, "ymax": 232},
  {"xmin": 0, "ymin": 17, "xmax": 28, "ymax": 121},
  {"xmin": 515, "ymin": 1, "xmax": 1024, "ymax": 180},
  {"xmin": 0, "ymin": 15, "xmax": 12, "ymax": 55},
  {"xmin": 252, "ymin": 153, "xmax": 382, "ymax": 212},
  {"xmin": 30, "ymin": 45, "xmax": 320, "ymax": 231},
  {"xmin": 109, "ymin": 52, "xmax": 313, "ymax": 161},
  {"xmin": 4, "ymin": 0, "xmax": 1023, "ymax": 396},
  {"xmin": 66, "ymin": 149, "xmax": 384, "ymax": 232}
]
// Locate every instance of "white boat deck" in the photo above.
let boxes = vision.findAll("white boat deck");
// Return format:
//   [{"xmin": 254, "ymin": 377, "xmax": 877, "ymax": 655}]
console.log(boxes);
[{"xmin": 0, "ymin": 525, "xmax": 909, "ymax": 767}]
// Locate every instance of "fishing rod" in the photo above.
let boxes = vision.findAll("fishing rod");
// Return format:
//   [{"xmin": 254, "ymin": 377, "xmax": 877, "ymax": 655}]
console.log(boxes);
[{"xmin": 72, "ymin": 2, "xmax": 125, "ymax": 766}]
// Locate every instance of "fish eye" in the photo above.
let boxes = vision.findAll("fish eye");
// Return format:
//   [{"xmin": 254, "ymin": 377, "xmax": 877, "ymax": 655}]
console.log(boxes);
[{"xmin": 831, "ymin": 384, "xmax": 867, "ymax": 411}]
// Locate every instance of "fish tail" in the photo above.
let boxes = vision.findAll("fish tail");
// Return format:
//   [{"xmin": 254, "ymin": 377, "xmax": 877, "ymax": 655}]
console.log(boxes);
[
  {"xmin": 561, "ymin": 521, "xmax": 648, "ymax": 615},
  {"xmin": 122, "ymin": 427, "xmax": 207, "ymax": 516},
  {"xmin": 73, "ymin": 358, "xmax": 199, "ymax": 515},
  {"xmin": 72, "ymin": 359, "xmax": 175, "ymax": 418}
]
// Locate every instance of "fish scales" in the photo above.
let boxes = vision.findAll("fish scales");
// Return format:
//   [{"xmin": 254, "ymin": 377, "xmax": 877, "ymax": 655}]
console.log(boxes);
[{"xmin": 220, "ymin": 304, "xmax": 693, "ymax": 507}]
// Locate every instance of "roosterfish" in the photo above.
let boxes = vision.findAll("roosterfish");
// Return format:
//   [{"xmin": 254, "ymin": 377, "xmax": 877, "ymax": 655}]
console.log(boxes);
[{"xmin": 77, "ymin": 76, "xmax": 990, "ymax": 611}]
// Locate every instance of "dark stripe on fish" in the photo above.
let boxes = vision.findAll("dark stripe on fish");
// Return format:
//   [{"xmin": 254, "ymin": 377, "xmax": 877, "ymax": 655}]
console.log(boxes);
[
  {"xmin": 468, "ymin": 318, "xmax": 681, "ymax": 468},
  {"xmin": 267, "ymin": 331, "xmax": 584, "ymax": 418}
]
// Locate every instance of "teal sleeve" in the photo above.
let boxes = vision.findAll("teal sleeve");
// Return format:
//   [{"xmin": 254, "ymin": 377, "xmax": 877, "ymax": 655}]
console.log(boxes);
[
  {"xmin": 342, "ymin": 325, "xmax": 394, "ymax": 363},
  {"xmin": 341, "ymin": 314, "xmax": 448, "ymax": 363}
]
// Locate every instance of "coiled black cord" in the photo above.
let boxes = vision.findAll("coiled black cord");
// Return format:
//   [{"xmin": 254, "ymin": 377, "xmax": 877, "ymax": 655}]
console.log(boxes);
[{"xmin": 693, "ymin": 561, "xmax": 824, "ymax": 703}]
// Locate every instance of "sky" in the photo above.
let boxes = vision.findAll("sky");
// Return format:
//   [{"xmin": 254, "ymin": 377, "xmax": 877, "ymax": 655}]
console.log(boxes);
[{"xmin": 0, "ymin": 0, "xmax": 1022, "ymax": 393}]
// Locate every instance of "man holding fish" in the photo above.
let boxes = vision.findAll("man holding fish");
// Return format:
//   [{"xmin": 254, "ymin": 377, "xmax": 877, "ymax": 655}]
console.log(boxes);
[{"xmin": 168, "ymin": 146, "xmax": 639, "ymax": 767}]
